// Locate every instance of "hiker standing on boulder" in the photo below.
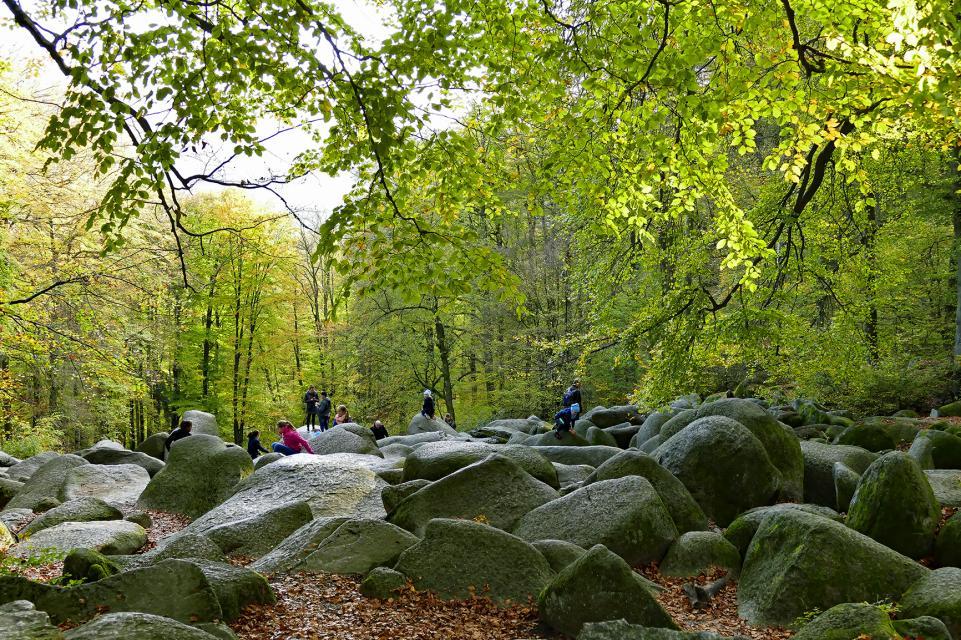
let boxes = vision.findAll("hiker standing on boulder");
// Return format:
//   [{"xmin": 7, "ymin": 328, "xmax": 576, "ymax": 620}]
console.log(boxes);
[
  {"xmin": 163, "ymin": 420, "xmax": 192, "ymax": 459},
  {"xmin": 421, "ymin": 389, "xmax": 436, "ymax": 419},
  {"xmin": 303, "ymin": 385, "xmax": 320, "ymax": 432},
  {"xmin": 553, "ymin": 403, "xmax": 580, "ymax": 439},
  {"xmin": 563, "ymin": 379, "xmax": 582, "ymax": 409},
  {"xmin": 317, "ymin": 390, "xmax": 332, "ymax": 432},
  {"xmin": 272, "ymin": 421, "xmax": 314, "ymax": 455}
]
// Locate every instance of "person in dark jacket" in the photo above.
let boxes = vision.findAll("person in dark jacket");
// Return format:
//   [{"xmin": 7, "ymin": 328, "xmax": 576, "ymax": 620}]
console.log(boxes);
[
  {"xmin": 421, "ymin": 389, "xmax": 435, "ymax": 419},
  {"xmin": 563, "ymin": 379, "xmax": 582, "ymax": 408},
  {"xmin": 553, "ymin": 403, "xmax": 580, "ymax": 439},
  {"xmin": 303, "ymin": 386, "xmax": 320, "ymax": 431},
  {"xmin": 317, "ymin": 391, "xmax": 332, "ymax": 432},
  {"xmin": 370, "ymin": 420, "xmax": 389, "ymax": 440},
  {"xmin": 247, "ymin": 430, "xmax": 269, "ymax": 459},
  {"xmin": 164, "ymin": 420, "xmax": 192, "ymax": 459}
]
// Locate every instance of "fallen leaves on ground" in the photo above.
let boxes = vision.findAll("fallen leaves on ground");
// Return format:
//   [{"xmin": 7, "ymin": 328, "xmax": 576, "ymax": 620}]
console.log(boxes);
[
  {"xmin": 231, "ymin": 572, "xmax": 558, "ymax": 640},
  {"xmin": 139, "ymin": 509, "xmax": 191, "ymax": 553},
  {"xmin": 637, "ymin": 565, "xmax": 794, "ymax": 640}
]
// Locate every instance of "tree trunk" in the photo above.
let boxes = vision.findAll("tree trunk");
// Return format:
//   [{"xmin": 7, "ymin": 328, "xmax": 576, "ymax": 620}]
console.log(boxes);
[
  {"xmin": 434, "ymin": 315, "xmax": 455, "ymax": 423},
  {"xmin": 202, "ymin": 272, "xmax": 216, "ymax": 399}
]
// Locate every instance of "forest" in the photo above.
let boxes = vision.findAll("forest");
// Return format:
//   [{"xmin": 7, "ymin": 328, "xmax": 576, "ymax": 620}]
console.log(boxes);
[{"xmin": 1, "ymin": 0, "xmax": 960, "ymax": 455}]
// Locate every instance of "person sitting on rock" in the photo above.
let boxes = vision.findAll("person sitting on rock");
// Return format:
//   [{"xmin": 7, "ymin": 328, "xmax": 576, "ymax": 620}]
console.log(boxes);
[
  {"xmin": 333, "ymin": 404, "xmax": 351, "ymax": 425},
  {"xmin": 370, "ymin": 419, "xmax": 389, "ymax": 440},
  {"xmin": 163, "ymin": 420, "xmax": 192, "ymax": 458},
  {"xmin": 553, "ymin": 403, "xmax": 580, "ymax": 439},
  {"xmin": 421, "ymin": 389, "xmax": 435, "ymax": 419},
  {"xmin": 271, "ymin": 421, "xmax": 314, "ymax": 455},
  {"xmin": 443, "ymin": 413, "xmax": 456, "ymax": 429},
  {"xmin": 247, "ymin": 430, "xmax": 269, "ymax": 459}
]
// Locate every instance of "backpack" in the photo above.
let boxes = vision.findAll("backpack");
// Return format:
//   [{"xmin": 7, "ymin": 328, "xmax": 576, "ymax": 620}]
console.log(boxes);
[{"xmin": 562, "ymin": 387, "xmax": 577, "ymax": 407}]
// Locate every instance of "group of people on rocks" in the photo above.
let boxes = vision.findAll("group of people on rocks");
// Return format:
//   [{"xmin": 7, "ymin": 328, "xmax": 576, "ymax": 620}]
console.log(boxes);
[
  {"xmin": 553, "ymin": 379, "xmax": 582, "ymax": 439},
  {"xmin": 420, "ymin": 389, "xmax": 456, "ymax": 429}
]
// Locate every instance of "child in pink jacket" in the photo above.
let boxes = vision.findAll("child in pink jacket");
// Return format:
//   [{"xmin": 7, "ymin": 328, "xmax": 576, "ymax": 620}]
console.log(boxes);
[{"xmin": 271, "ymin": 421, "xmax": 314, "ymax": 455}]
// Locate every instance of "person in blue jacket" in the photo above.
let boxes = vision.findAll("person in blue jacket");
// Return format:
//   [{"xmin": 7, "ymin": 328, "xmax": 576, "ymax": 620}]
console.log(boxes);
[{"xmin": 553, "ymin": 403, "xmax": 580, "ymax": 439}]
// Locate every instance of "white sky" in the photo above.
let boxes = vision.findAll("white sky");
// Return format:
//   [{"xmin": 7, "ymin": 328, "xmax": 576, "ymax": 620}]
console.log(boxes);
[{"xmin": 0, "ymin": 0, "xmax": 397, "ymax": 226}]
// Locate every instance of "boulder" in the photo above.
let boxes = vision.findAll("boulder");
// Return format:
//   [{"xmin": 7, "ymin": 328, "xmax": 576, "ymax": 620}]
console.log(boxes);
[
  {"xmin": 603, "ymin": 423, "xmax": 641, "ymax": 448},
  {"xmin": 382, "ymin": 479, "xmax": 432, "ymax": 513},
  {"xmin": 538, "ymin": 544, "xmax": 677, "ymax": 637},
  {"xmin": 737, "ymin": 508, "xmax": 929, "ymax": 626},
  {"xmin": 180, "ymin": 410, "xmax": 220, "ymax": 437},
  {"xmin": 62, "ymin": 548, "xmax": 121, "ymax": 583},
  {"xmin": 379, "ymin": 432, "xmax": 448, "ymax": 447},
  {"xmin": 176, "ymin": 559, "xmax": 274, "ymax": 621},
  {"xmin": 658, "ymin": 398, "xmax": 804, "ymax": 501},
  {"xmin": 846, "ymin": 451, "xmax": 940, "ymax": 558},
  {"xmin": 249, "ymin": 518, "xmax": 349, "ymax": 574},
  {"xmin": 513, "ymin": 477, "xmax": 677, "ymax": 565},
  {"xmin": 832, "ymin": 462, "xmax": 860, "ymax": 512},
  {"xmin": 526, "ymin": 430, "xmax": 590, "ymax": 446},
  {"xmin": 360, "ymin": 567, "xmax": 407, "ymax": 600},
  {"xmin": 0, "ymin": 451, "xmax": 20, "ymax": 467},
  {"xmin": 402, "ymin": 441, "xmax": 558, "ymax": 488},
  {"xmin": 63, "ymin": 612, "xmax": 220, "ymax": 640},
  {"xmin": 165, "ymin": 454, "xmax": 387, "ymax": 546},
  {"xmin": 529, "ymin": 445, "xmax": 623, "ymax": 467},
  {"xmin": 553, "ymin": 463, "xmax": 594, "ymax": 489},
  {"xmin": 203, "ymin": 501, "xmax": 313, "ymax": 558},
  {"xmin": 654, "ymin": 416, "xmax": 780, "ymax": 526},
  {"xmin": 124, "ymin": 511, "xmax": 152, "ymax": 528},
  {"xmin": 937, "ymin": 400, "xmax": 961, "ymax": 417},
  {"xmin": 5, "ymin": 452, "xmax": 59, "ymax": 483},
  {"xmin": 0, "ymin": 509, "xmax": 34, "ymax": 534},
  {"xmin": 379, "ymin": 443, "xmax": 413, "ymax": 460},
  {"xmin": 61, "ymin": 464, "xmax": 150, "ymax": 508},
  {"xmin": 578, "ymin": 620, "xmax": 745, "ymax": 639},
  {"xmin": 252, "ymin": 452, "xmax": 282, "ymax": 470},
  {"xmin": 926, "ymin": 469, "xmax": 961, "ymax": 507},
  {"xmin": 276, "ymin": 518, "xmax": 418, "ymax": 574},
  {"xmin": 393, "ymin": 518, "xmax": 554, "ymax": 604},
  {"xmin": 22, "ymin": 497, "xmax": 123, "ymax": 537},
  {"xmin": 79, "ymin": 448, "xmax": 164, "ymax": 477},
  {"xmin": 936, "ymin": 511, "xmax": 961, "ymax": 567},
  {"xmin": 584, "ymin": 449, "xmax": 708, "ymax": 533},
  {"xmin": 137, "ymin": 435, "xmax": 254, "ymax": 519},
  {"xmin": 899, "ymin": 567, "xmax": 961, "ymax": 639},
  {"xmin": 135, "ymin": 433, "xmax": 169, "ymax": 460},
  {"xmin": 0, "ymin": 477, "xmax": 24, "ymax": 509},
  {"xmin": 793, "ymin": 602, "xmax": 930, "ymax": 640},
  {"xmin": 0, "ymin": 559, "xmax": 223, "ymax": 624},
  {"xmin": 6, "ymin": 455, "xmax": 88, "ymax": 511},
  {"xmin": 389, "ymin": 454, "xmax": 559, "ymax": 536},
  {"xmin": 120, "ymin": 533, "xmax": 227, "ymax": 570},
  {"xmin": 407, "ymin": 413, "xmax": 458, "ymax": 436},
  {"xmin": 307, "ymin": 425, "xmax": 382, "ymax": 457},
  {"xmin": 11, "ymin": 520, "xmax": 147, "ymax": 559},
  {"xmin": 630, "ymin": 412, "xmax": 673, "ymax": 448},
  {"xmin": 659, "ymin": 531, "xmax": 740, "ymax": 577},
  {"xmin": 585, "ymin": 427, "xmax": 619, "ymax": 448},
  {"xmin": 531, "ymin": 539, "xmax": 587, "ymax": 573},
  {"xmin": 835, "ymin": 423, "xmax": 898, "ymax": 452},
  {"xmin": 893, "ymin": 616, "xmax": 953, "ymax": 640},
  {"xmin": 908, "ymin": 429, "xmax": 961, "ymax": 469},
  {"xmin": 800, "ymin": 441, "xmax": 878, "ymax": 507},
  {"xmin": 0, "ymin": 600, "xmax": 62, "ymax": 640},
  {"xmin": 586, "ymin": 405, "xmax": 642, "ymax": 428}
]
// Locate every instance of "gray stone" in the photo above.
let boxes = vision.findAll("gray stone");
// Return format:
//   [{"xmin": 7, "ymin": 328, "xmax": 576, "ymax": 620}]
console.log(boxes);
[
  {"xmin": 407, "ymin": 413, "xmax": 458, "ymax": 436},
  {"xmin": 181, "ymin": 410, "xmax": 220, "ymax": 437},
  {"xmin": 908, "ymin": 429, "xmax": 961, "ymax": 469},
  {"xmin": 936, "ymin": 511, "xmax": 961, "ymax": 567},
  {"xmin": 832, "ymin": 462, "xmax": 860, "ymax": 512},
  {"xmin": 394, "ymin": 518, "xmax": 555, "ymax": 604},
  {"xmin": 63, "ymin": 612, "xmax": 219, "ymax": 640},
  {"xmin": 284, "ymin": 518, "xmax": 418, "ymax": 574},
  {"xmin": 585, "ymin": 427, "xmax": 619, "ymax": 448},
  {"xmin": 379, "ymin": 443, "xmax": 413, "ymax": 460},
  {"xmin": 136, "ymin": 433, "xmax": 169, "ymax": 460},
  {"xmin": 308, "ymin": 425, "xmax": 383, "ymax": 457},
  {"xmin": 382, "ymin": 479, "xmax": 432, "ymax": 514},
  {"xmin": 0, "ymin": 452, "xmax": 21, "ymax": 468},
  {"xmin": 793, "ymin": 602, "xmax": 912, "ymax": 640},
  {"xmin": 253, "ymin": 452, "xmax": 282, "ymax": 470},
  {"xmin": 553, "ymin": 463, "xmax": 595, "ymax": 489},
  {"xmin": 402, "ymin": 441, "xmax": 558, "ymax": 488},
  {"xmin": 737, "ymin": 508, "xmax": 929, "ymax": 626},
  {"xmin": 389, "ymin": 454, "xmax": 559, "ymax": 536},
  {"xmin": 379, "ymin": 432, "xmax": 448, "ymax": 447},
  {"xmin": 723, "ymin": 503, "xmax": 842, "ymax": 557},
  {"xmin": 899, "ymin": 567, "xmax": 961, "ymax": 639},
  {"xmin": 604, "ymin": 423, "xmax": 642, "ymax": 448},
  {"xmin": 124, "ymin": 511, "xmax": 152, "ymax": 528},
  {"xmin": 801, "ymin": 441, "xmax": 878, "ymax": 507},
  {"xmin": 203, "ymin": 502, "xmax": 313, "ymax": 558},
  {"xmin": 529, "ymin": 445, "xmax": 623, "ymax": 467},
  {"xmin": 579, "ymin": 620, "xmax": 745, "ymax": 639},
  {"xmin": 249, "ymin": 517, "xmax": 350, "ymax": 574},
  {"xmin": 177, "ymin": 559, "xmax": 274, "ymax": 621},
  {"xmin": 531, "ymin": 539, "xmax": 587, "ymax": 573},
  {"xmin": 7, "ymin": 455, "xmax": 88, "ymax": 511},
  {"xmin": 0, "ymin": 600, "xmax": 62, "ymax": 640},
  {"xmin": 513, "ymin": 476, "xmax": 677, "ymax": 565},
  {"xmin": 0, "ymin": 477, "xmax": 24, "ymax": 510},
  {"xmin": 11, "ymin": 520, "xmax": 147, "ymax": 559},
  {"xmin": 22, "ymin": 497, "xmax": 123, "ymax": 537},
  {"xmin": 538, "ymin": 544, "xmax": 677, "ymax": 637},
  {"xmin": 137, "ymin": 435, "xmax": 254, "ymax": 519},
  {"xmin": 659, "ymin": 531, "xmax": 740, "ymax": 577},
  {"xmin": 121, "ymin": 533, "xmax": 227, "ymax": 570},
  {"xmin": 360, "ymin": 567, "xmax": 407, "ymax": 599},
  {"xmin": 586, "ymin": 405, "xmax": 643, "ymax": 428},
  {"xmin": 6, "ymin": 452, "xmax": 59, "ymax": 483},
  {"xmin": 61, "ymin": 464, "xmax": 150, "ymax": 508},
  {"xmin": 926, "ymin": 469, "xmax": 961, "ymax": 507},
  {"xmin": 79, "ymin": 448, "xmax": 164, "ymax": 477},
  {"xmin": 0, "ymin": 508, "xmax": 34, "ymax": 534}
]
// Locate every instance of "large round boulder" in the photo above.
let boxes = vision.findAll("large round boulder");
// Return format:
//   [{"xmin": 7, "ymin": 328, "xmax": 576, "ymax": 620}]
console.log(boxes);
[
  {"xmin": 513, "ymin": 476, "xmax": 678, "ymax": 565},
  {"xmin": 393, "ymin": 518, "xmax": 555, "ymax": 604},
  {"xmin": 659, "ymin": 531, "xmax": 740, "ymax": 577},
  {"xmin": 137, "ymin": 435, "xmax": 253, "ymax": 519},
  {"xmin": 737, "ymin": 508, "xmax": 929, "ymax": 626},
  {"xmin": 908, "ymin": 429, "xmax": 961, "ymax": 470},
  {"xmin": 21, "ymin": 497, "xmax": 123, "ymax": 537},
  {"xmin": 5, "ymin": 452, "xmax": 59, "ymax": 483},
  {"xmin": 800, "ymin": 441, "xmax": 878, "ymax": 507},
  {"xmin": 584, "ymin": 405, "xmax": 643, "ymax": 428},
  {"xmin": 180, "ymin": 410, "xmax": 219, "ymax": 437},
  {"xmin": 277, "ymin": 518, "xmax": 418, "ymax": 574},
  {"xmin": 135, "ymin": 433, "xmax": 169, "ymax": 461},
  {"xmin": 654, "ymin": 416, "xmax": 780, "ymax": 526},
  {"xmin": 79, "ymin": 447, "xmax": 164, "ymax": 477},
  {"xmin": 202, "ymin": 501, "xmax": 313, "ymax": 558},
  {"xmin": 61, "ymin": 464, "xmax": 151, "ymax": 508},
  {"xmin": 389, "ymin": 454, "xmax": 558, "ymax": 536},
  {"xmin": 11, "ymin": 520, "xmax": 147, "ymax": 559},
  {"xmin": 846, "ymin": 451, "xmax": 940, "ymax": 558},
  {"xmin": 402, "ymin": 441, "xmax": 557, "ymax": 487},
  {"xmin": 6, "ymin": 454, "xmax": 89, "ymax": 512},
  {"xmin": 793, "ymin": 602, "xmax": 949, "ymax": 640},
  {"xmin": 307, "ymin": 425, "xmax": 382, "ymax": 457},
  {"xmin": 722, "ymin": 503, "xmax": 842, "ymax": 557},
  {"xmin": 407, "ymin": 413, "xmax": 458, "ymax": 436}
]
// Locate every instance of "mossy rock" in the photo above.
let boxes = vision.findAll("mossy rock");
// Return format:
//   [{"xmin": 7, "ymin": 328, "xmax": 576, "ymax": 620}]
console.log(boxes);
[
  {"xmin": 737, "ymin": 508, "xmax": 929, "ymax": 626},
  {"xmin": 381, "ymin": 479, "xmax": 431, "ymax": 514},
  {"xmin": 722, "ymin": 503, "xmax": 841, "ymax": 558},
  {"xmin": 800, "ymin": 441, "xmax": 878, "ymax": 507},
  {"xmin": 908, "ymin": 429, "xmax": 961, "ymax": 470},
  {"xmin": 583, "ymin": 449, "xmax": 708, "ymax": 533},
  {"xmin": 578, "ymin": 620, "xmax": 745, "ymax": 639},
  {"xmin": 62, "ymin": 612, "xmax": 221, "ymax": 639},
  {"xmin": 659, "ymin": 531, "xmax": 740, "ymax": 577},
  {"xmin": 835, "ymin": 424, "xmax": 898, "ymax": 452},
  {"xmin": 176, "ymin": 559, "xmax": 275, "ymax": 622},
  {"xmin": 531, "ymin": 539, "xmax": 586, "ymax": 573},
  {"xmin": 22, "ymin": 498, "xmax": 123, "ymax": 537},
  {"xmin": 846, "ymin": 451, "xmax": 940, "ymax": 558},
  {"xmin": 0, "ymin": 600, "xmax": 63, "ymax": 640},
  {"xmin": 401, "ymin": 441, "xmax": 558, "ymax": 487},
  {"xmin": 899, "ymin": 567, "xmax": 961, "ymax": 639},
  {"xmin": 201, "ymin": 501, "xmax": 314, "ymax": 559},
  {"xmin": 62, "ymin": 549, "xmax": 120, "ymax": 584},
  {"xmin": 892, "ymin": 615, "xmax": 953, "ymax": 640},
  {"xmin": 0, "ymin": 477, "xmax": 25, "ymax": 510},
  {"xmin": 793, "ymin": 602, "xmax": 928, "ymax": 640},
  {"xmin": 585, "ymin": 427, "xmax": 619, "ymax": 448},
  {"xmin": 6, "ymin": 455, "xmax": 88, "ymax": 512},
  {"xmin": 291, "ymin": 518, "xmax": 418, "ymax": 575},
  {"xmin": 935, "ymin": 511, "xmax": 961, "ymax": 567},
  {"xmin": 937, "ymin": 400, "xmax": 961, "ymax": 417},
  {"xmin": 538, "ymin": 544, "xmax": 677, "ymax": 637},
  {"xmin": 359, "ymin": 567, "xmax": 406, "ymax": 600}
]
